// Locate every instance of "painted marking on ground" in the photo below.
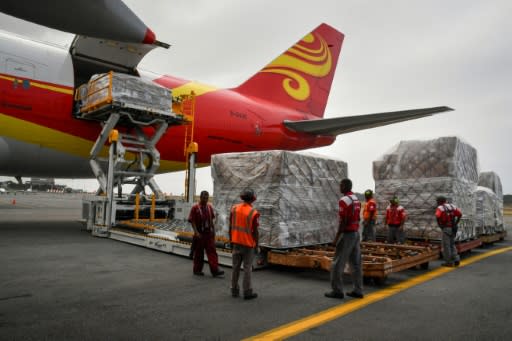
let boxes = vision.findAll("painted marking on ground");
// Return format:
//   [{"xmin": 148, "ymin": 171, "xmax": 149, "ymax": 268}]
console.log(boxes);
[{"xmin": 244, "ymin": 245, "xmax": 512, "ymax": 341}]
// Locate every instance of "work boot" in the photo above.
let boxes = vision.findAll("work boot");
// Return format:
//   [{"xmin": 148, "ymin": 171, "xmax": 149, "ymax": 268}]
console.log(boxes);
[
  {"xmin": 212, "ymin": 270, "xmax": 225, "ymax": 278},
  {"xmin": 193, "ymin": 271, "xmax": 205, "ymax": 276},
  {"xmin": 346, "ymin": 291, "xmax": 364, "ymax": 299},
  {"xmin": 441, "ymin": 262, "xmax": 454, "ymax": 267},
  {"xmin": 454, "ymin": 260, "xmax": 460, "ymax": 267},
  {"xmin": 324, "ymin": 291, "xmax": 344, "ymax": 299},
  {"xmin": 231, "ymin": 288, "xmax": 240, "ymax": 298},
  {"xmin": 243, "ymin": 290, "xmax": 258, "ymax": 300}
]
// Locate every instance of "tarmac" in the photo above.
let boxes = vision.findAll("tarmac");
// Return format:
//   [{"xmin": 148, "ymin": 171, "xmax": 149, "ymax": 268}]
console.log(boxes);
[{"xmin": 1, "ymin": 192, "xmax": 512, "ymax": 340}]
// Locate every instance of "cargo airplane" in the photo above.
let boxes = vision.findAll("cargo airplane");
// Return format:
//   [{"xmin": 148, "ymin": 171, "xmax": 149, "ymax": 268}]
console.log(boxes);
[{"xmin": 0, "ymin": 0, "xmax": 452, "ymax": 180}]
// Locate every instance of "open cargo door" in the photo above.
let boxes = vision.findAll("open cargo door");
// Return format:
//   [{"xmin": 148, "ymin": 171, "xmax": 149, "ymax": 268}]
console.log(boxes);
[{"xmin": 70, "ymin": 35, "xmax": 159, "ymax": 85}]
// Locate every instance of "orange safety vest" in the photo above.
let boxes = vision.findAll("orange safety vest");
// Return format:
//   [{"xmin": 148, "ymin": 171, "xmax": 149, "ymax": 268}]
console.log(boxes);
[
  {"xmin": 230, "ymin": 203, "xmax": 258, "ymax": 248},
  {"xmin": 362, "ymin": 198, "xmax": 377, "ymax": 221}
]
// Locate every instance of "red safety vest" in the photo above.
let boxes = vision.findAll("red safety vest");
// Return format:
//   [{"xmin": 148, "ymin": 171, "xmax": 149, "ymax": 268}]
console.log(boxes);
[
  {"xmin": 386, "ymin": 205, "xmax": 406, "ymax": 225},
  {"xmin": 230, "ymin": 203, "xmax": 258, "ymax": 248},
  {"xmin": 339, "ymin": 193, "xmax": 361, "ymax": 232},
  {"xmin": 436, "ymin": 203, "xmax": 462, "ymax": 227}
]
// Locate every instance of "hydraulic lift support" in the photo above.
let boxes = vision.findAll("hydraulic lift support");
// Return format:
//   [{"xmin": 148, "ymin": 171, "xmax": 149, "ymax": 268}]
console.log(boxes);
[{"xmin": 75, "ymin": 72, "xmax": 188, "ymax": 236}]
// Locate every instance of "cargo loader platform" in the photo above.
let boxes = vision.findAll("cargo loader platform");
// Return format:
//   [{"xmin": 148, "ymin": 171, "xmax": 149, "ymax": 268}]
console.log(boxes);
[{"xmin": 108, "ymin": 220, "xmax": 236, "ymax": 267}]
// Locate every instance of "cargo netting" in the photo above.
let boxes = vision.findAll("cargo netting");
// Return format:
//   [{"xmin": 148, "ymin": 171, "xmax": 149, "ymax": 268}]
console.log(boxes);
[{"xmin": 212, "ymin": 150, "xmax": 348, "ymax": 248}]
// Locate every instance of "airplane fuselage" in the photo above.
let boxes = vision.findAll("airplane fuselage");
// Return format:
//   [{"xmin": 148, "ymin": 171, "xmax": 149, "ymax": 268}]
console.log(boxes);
[{"xmin": 0, "ymin": 31, "xmax": 335, "ymax": 178}]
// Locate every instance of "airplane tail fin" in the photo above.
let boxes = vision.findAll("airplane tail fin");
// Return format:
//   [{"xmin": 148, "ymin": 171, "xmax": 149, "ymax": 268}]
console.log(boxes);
[{"xmin": 235, "ymin": 23, "xmax": 344, "ymax": 118}]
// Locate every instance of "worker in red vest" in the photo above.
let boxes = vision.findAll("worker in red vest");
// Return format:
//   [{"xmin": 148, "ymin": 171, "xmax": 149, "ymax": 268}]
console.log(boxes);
[
  {"xmin": 229, "ymin": 188, "xmax": 260, "ymax": 300},
  {"xmin": 188, "ymin": 190, "xmax": 224, "ymax": 278},
  {"xmin": 325, "ymin": 178, "xmax": 364, "ymax": 300},
  {"xmin": 435, "ymin": 196, "xmax": 462, "ymax": 267},
  {"xmin": 385, "ymin": 196, "xmax": 407, "ymax": 244},
  {"xmin": 362, "ymin": 189, "xmax": 377, "ymax": 241}
]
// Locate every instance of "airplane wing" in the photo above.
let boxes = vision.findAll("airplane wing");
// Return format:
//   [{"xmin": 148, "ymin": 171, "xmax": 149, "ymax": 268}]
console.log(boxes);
[
  {"xmin": 283, "ymin": 106, "xmax": 453, "ymax": 136},
  {"xmin": 0, "ymin": 0, "xmax": 167, "ymax": 46},
  {"xmin": 0, "ymin": 0, "xmax": 169, "ymax": 76}
]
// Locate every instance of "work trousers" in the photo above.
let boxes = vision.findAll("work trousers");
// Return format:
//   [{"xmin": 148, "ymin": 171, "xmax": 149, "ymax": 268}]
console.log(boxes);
[
  {"xmin": 193, "ymin": 231, "xmax": 220, "ymax": 274},
  {"xmin": 441, "ymin": 227, "xmax": 460, "ymax": 264},
  {"xmin": 362, "ymin": 220, "xmax": 376, "ymax": 242},
  {"xmin": 387, "ymin": 225, "xmax": 405, "ymax": 244},
  {"xmin": 330, "ymin": 231, "xmax": 363, "ymax": 295},
  {"xmin": 231, "ymin": 244, "xmax": 255, "ymax": 295}
]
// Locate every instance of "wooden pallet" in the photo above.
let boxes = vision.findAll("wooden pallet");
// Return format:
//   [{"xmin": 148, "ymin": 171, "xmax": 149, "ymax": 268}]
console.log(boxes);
[
  {"xmin": 479, "ymin": 231, "xmax": 507, "ymax": 244},
  {"xmin": 266, "ymin": 242, "xmax": 440, "ymax": 283},
  {"xmin": 406, "ymin": 238, "xmax": 483, "ymax": 254}
]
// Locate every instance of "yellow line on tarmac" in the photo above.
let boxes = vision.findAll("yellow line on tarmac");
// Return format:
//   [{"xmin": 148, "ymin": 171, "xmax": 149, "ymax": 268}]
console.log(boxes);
[{"xmin": 244, "ymin": 245, "xmax": 512, "ymax": 341}]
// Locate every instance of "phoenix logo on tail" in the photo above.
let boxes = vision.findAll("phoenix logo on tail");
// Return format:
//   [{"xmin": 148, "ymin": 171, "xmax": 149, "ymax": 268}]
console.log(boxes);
[
  {"xmin": 236, "ymin": 23, "xmax": 343, "ymax": 118},
  {"xmin": 262, "ymin": 31, "xmax": 333, "ymax": 101}
]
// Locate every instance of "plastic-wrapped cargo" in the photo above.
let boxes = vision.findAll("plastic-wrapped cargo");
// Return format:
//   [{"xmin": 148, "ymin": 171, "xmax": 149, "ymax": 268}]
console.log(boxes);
[
  {"xmin": 475, "ymin": 186, "xmax": 503, "ymax": 235},
  {"xmin": 211, "ymin": 150, "xmax": 348, "ymax": 248},
  {"xmin": 476, "ymin": 171, "xmax": 504, "ymax": 234},
  {"xmin": 373, "ymin": 137, "xmax": 479, "ymax": 241},
  {"xmin": 478, "ymin": 171, "xmax": 503, "ymax": 198},
  {"xmin": 81, "ymin": 72, "xmax": 173, "ymax": 115}
]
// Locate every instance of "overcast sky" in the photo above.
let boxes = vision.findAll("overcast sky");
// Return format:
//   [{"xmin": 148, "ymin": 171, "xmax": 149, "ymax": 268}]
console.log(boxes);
[{"xmin": 1, "ymin": 0, "xmax": 511, "ymax": 195}]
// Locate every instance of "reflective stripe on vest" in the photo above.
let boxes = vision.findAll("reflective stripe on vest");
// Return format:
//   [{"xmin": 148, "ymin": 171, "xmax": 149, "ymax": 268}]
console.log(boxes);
[
  {"xmin": 438, "ymin": 203, "xmax": 456, "ymax": 227},
  {"xmin": 231, "ymin": 203, "xmax": 256, "ymax": 247}
]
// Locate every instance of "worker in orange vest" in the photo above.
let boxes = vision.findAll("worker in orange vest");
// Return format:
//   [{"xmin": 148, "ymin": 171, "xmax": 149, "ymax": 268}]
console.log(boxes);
[
  {"xmin": 361, "ymin": 189, "xmax": 377, "ymax": 241},
  {"xmin": 385, "ymin": 196, "xmax": 407, "ymax": 244},
  {"xmin": 435, "ymin": 196, "xmax": 462, "ymax": 267},
  {"xmin": 229, "ymin": 188, "xmax": 260, "ymax": 300}
]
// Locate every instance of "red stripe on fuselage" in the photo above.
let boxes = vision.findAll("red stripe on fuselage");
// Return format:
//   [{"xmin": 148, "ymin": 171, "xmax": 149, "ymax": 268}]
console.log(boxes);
[{"xmin": 0, "ymin": 73, "xmax": 101, "ymax": 141}]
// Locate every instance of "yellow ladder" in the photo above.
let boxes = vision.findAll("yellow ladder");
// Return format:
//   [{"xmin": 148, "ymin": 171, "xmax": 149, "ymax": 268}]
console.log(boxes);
[{"xmin": 176, "ymin": 92, "xmax": 197, "ymax": 202}]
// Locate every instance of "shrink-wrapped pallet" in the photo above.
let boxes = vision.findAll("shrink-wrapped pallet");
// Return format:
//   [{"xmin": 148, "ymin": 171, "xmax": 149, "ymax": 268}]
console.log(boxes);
[
  {"xmin": 476, "ymin": 172, "xmax": 504, "ymax": 233},
  {"xmin": 478, "ymin": 171, "xmax": 503, "ymax": 198},
  {"xmin": 475, "ymin": 186, "xmax": 501, "ymax": 235},
  {"xmin": 373, "ymin": 137, "xmax": 478, "ymax": 241},
  {"xmin": 81, "ymin": 72, "xmax": 173, "ymax": 115},
  {"xmin": 211, "ymin": 151, "xmax": 348, "ymax": 248}
]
